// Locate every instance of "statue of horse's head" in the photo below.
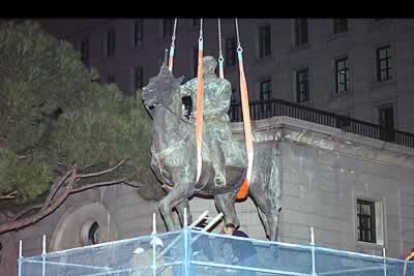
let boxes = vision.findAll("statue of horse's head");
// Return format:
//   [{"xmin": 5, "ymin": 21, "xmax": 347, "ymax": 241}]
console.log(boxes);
[{"xmin": 142, "ymin": 64, "xmax": 183, "ymax": 109}]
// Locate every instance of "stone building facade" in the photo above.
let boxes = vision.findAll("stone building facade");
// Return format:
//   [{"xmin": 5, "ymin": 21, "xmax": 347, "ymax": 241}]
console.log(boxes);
[
  {"xmin": 39, "ymin": 18, "xmax": 414, "ymax": 133},
  {"xmin": 2, "ymin": 116, "xmax": 414, "ymax": 276}
]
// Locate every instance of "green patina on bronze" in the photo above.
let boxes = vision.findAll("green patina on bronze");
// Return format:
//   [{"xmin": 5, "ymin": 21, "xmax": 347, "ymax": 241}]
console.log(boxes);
[
  {"xmin": 180, "ymin": 56, "xmax": 246, "ymax": 174},
  {"xmin": 142, "ymin": 56, "xmax": 282, "ymax": 241}
]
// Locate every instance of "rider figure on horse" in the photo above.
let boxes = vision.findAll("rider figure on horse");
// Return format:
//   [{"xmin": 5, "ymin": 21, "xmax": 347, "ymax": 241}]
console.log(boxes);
[{"xmin": 181, "ymin": 56, "xmax": 233, "ymax": 187}]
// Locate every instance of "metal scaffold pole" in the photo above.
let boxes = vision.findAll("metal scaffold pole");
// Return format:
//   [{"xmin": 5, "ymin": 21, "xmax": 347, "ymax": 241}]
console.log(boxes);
[
  {"xmin": 383, "ymin": 247, "xmax": 387, "ymax": 276},
  {"xmin": 152, "ymin": 212, "xmax": 157, "ymax": 276},
  {"xmin": 183, "ymin": 208, "xmax": 191, "ymax": 276},
  {"xmin": 42, "ymin": 235, "xmax": 46, "ymax": 276},
  {"xmin": 310, "ymin": 227, "xmax": 317, "ymax": 276},
  {"xmin": 18, "ymin": 240, "xmax": 23, "ymax": 276}
]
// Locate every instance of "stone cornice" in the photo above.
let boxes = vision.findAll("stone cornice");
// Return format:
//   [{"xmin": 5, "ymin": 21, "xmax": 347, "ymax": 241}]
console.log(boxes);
[{"xmin": 231, "ymin": 116, "xmax": 414, "ymax": 170}]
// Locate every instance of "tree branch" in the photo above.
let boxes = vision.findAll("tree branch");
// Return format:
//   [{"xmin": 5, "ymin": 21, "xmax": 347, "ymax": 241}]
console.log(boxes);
[
  {"xmin": 0, "ymin": 190, "xmax": 17, "ymax": 200},
  {"xmin": 0, "ymin": 160, "xmax": 142, "ymax": 234},
  {"xmin": 0, "ymin": 205, "xmax": 42, "ymax": 224},
  {"xmin": 71, "ymin": 178, "xmax": 126, "ymax": 193},
  {"xmin": 40, "ymin": 167, "xmax": 75, "ymax": 212},
  {"xmin": 0, "ymin": 179, "xmax": 142, "ymax": 235},
  {"xmin": 17, "ymin": 155, "xmax": 29, "ymax": 160},
  {"xmin": 12, "ymin": 203, "xmax": 43, "ymax": 220},
  {"xmin": 123, "ymin": 180, "xmax": 143, "ymax": 188},
  {"xmin": 0, "ymin": 186, "xmax": 73, "ymax": 235},
  {"xmin": 76, "ymin": 159, "xmax": 125, "ymax": 179}
]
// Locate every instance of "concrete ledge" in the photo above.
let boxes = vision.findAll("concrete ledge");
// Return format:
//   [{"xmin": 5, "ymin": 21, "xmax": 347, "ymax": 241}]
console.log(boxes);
[{"xmin": 231, "ymin": 116, "xmax": 414, "ymax": 170}]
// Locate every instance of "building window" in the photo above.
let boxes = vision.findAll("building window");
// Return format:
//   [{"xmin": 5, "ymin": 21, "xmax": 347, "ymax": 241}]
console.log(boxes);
[
  {"xmin": 88, "ymin": 222, "xmax": 99, "ymax": 245},
  {"xmin": 81, "ymin": 221, "xmax": 100, "ymax": 246},
  {"xmin": 379, "ymin": 105, "xmax": 395, "ymax": 142},
  {"xmin": 163, "ymin": 19, "xmax": 174, "ymax": 38},
  {"xmin": 133, "ymin": 66, "xmax": 143, "ymax": 92},
  {"xmin": 260, "ymin": 79, "xmax": 272, "ymax": 116},
  {"xmin": 333, "ymin": 19, "xmax": 348, "ymax": 34},
  {"xmin": 335, "ymin": 58, "xmax": 349, "ymax": 93},
  {"xmin": 107, "ymin": 75, "xmax": 116, "ymax": 84},
  {"xmin": 80, "ymin": 39, "xmax": 89, "ymax": 65},
  {"xmin": 357, "ymin": 199, "xmax": 376, "ymax": 243},
  {"xmin": 260, "ymin": 79, "xmax": 272, "ymax": 101},
  {"xmin": 259, "ymin": 25, "xmax": 271, "ymax": 58},
  {"xmin": 377, "ymin": 46, "xmax": 392, "ymax": 82},
  {"xmin": 193, "ymin": 47, "xmax": 198, "ymax": 77},
  {"xmin": 225, "ymin": 37, "xmax": 237, "ymax": 67},
  {"xmin": 296, "ymin": 68, "xmax": 310, "ymax": 103},
  {"xmin": 134, "ymin": 19, "xmax": 143, "ymax": 47},
  {"xmin": 294, "ymin": 19, "xmax": 308, "ymax": 47},
  {"xmin": 229, "ymin": 89, "xmax": 238, "ymax": 121},
  {"xmin": 106, "ymin": 29, "xmax": 116, "ymax": 58}
]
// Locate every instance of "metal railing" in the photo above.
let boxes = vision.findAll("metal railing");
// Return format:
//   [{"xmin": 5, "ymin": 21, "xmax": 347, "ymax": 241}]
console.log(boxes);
[{"xmin": 229, "ymin": 99, "xmax": 414, "ymax": 149}]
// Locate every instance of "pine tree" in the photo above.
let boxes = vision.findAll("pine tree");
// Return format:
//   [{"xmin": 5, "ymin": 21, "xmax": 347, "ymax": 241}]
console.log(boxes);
[{"xmin": 0, "ymin": 20, "xmax": 164, "ymax": 234}]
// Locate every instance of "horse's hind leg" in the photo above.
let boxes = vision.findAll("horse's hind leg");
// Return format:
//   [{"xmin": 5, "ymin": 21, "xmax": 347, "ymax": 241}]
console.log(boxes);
[
  {"xmin": 159, "ymin": 184, "xmax": 194, "ymax": 231},
  {"xmin": 249, "ymin": 185, "xmax": 281, "ymax": 241},
  {"xmin": 175, "ymin": 199, "xmax": 193, "ymax": 227},
  {"xmin": 214, "ymin": 192, "xmax": 240, "ymax": 229},
  {"xmin": 267, "ymin": 213, "xmax": 280, "ymax": 241},
  {"xmin": 257, "ymin": 207, "xmax": 270, "ymax": 237}
]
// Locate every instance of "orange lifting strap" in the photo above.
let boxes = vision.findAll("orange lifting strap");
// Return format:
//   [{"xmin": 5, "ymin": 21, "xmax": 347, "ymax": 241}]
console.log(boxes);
[
  {"xmin": 235, "ymin": 19, "xmax": 254, "ymax": 200},
  {"xmin": 195, "ymin": 19, "xmax": 204, "ymax": 183},
  {"xmin": 172, "ymin": 18, "xmax": 252, "ymax": 192},
  {"xmin": 168, "ymin": 18, "xmax": 204, "ymax": 183},
  {"xmin": 168, "ymin": 18, "xmax": 177, "ymax": 72}
]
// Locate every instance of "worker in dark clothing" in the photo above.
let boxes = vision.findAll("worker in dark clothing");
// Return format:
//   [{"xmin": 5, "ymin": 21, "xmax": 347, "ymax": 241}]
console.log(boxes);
[
  {"xmin": 223, "ymin": 223, "xmax": 257, "ymax": 276},
  {"xmin": 403, "ymin": 248, "xmax": 414, "ymax": 276},
  {"xmin": 192, "ymin": 235, "xmax": 214, "ymax": 261}
]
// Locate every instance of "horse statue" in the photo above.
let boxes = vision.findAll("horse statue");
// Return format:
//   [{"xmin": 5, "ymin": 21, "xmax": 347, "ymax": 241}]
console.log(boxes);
[{"xmin": 142, "ymin": 62, "xmax": 282, "ymax": 241}]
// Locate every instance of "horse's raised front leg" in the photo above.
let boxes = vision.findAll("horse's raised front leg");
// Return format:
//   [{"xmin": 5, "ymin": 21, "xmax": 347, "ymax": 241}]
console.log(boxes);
[
  {"xmin": 159, "ymin": 183, "xmax": 194, "ymax": 231},
  {"xmin": 214, "ymin": 192, "xmax": 239, "ymax": 229},
  {"xmin": 175, "ymin": 199, "xmax": 193, "ymax": 227}
]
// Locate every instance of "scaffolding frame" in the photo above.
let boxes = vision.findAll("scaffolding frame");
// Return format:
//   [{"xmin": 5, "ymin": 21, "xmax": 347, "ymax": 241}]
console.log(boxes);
[{"xmin": 18, "ymin": 211, "xmax": 414, "ymax": 276}]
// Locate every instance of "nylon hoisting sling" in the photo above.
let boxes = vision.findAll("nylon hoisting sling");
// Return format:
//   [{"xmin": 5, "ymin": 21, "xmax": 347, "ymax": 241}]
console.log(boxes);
[
  {"xmin": 195, "ymin": 19, "xmax": 204, "ymax": 183},
  {"xmin": 235, "ymin": 19, "xmax": 254, "ymax": 200},
  {"xmin": 168, "ymin": 18, "xmax": 178, "ymax": 72}
]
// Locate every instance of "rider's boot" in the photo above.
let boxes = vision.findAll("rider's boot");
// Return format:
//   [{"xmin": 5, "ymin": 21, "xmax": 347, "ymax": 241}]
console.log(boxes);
[
  {"xmin": 213, "ymin": 164, "xmax": 227, "ymax": 187},
  {"xmin": 210, "ymin": 142, "xmax": 227, "ymax": 187},
  {"xmin": 214, "ymin": 170, "xmax": 226, "ymax": 187}
]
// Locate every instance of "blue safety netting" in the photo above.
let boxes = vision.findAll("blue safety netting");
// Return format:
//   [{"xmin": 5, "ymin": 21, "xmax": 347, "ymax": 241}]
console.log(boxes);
[{"xmin": 19, "ymin": 228, "xmax": 413, "ymax": 276}]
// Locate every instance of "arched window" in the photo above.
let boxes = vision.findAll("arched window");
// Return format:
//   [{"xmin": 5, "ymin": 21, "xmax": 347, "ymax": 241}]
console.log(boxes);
[{"xmin": 81, "ymin": 221, "xmax": 100, "ymax": 245}]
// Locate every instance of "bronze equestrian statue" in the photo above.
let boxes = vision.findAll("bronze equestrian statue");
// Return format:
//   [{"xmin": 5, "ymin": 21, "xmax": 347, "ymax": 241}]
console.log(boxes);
[{"xmin": 142, "ymin": 56, "xmax": 282, "ymax": 241}]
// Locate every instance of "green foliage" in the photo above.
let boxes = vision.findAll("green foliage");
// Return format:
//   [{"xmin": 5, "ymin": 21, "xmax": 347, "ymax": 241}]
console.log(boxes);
[
  {"xmin": 0, "ymin": 20, "xmax": 163, "ymax": 206},
  {"xmin": 0, "ymin": 148, "xmax": 52, "ymax": 203}
]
